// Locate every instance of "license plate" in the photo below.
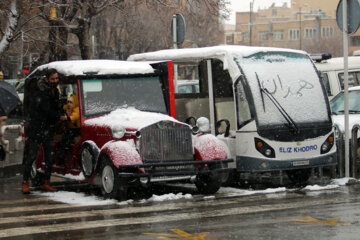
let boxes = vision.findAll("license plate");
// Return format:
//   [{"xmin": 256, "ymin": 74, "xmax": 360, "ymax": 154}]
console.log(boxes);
[{"xmin": 292, "ymin": 160, "xmax": 310, "ymax": 166}]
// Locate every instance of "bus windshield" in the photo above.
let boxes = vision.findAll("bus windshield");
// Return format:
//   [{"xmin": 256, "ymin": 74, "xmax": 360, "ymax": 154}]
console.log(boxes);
[
  {"xmin": 235, "ymin": 52, "xmax": 330, "ymax": 129},
  {"xmin": 81, "ymin": 76, "xmax": 167, "ymax": 117}
]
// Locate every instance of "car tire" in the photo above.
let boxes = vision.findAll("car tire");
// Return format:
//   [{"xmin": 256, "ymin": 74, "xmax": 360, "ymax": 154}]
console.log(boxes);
[
  {"xmin": 195, "ymin": 164, "xmax": 222, "ymax": 194},
  {"xmin": 100, "ymin": 155, "xmax": 127, "ymax": 200},
  {"xmin": 80, "ymin": 143, "xmax": 98, "ymax": 178}
]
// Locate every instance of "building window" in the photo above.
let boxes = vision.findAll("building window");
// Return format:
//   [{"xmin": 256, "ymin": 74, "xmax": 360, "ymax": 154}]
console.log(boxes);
[
  {"xmin": 289, "ymin": 29, "xmax": 300, "ymax": 40},
  {"xmin": 350, "ymin": 36, "xmax": 360, "ymax": 46},
  {"xmin": 226, "ymin": 34, "xmax": 234, "ymax": 44},
  {"xmin": 272, "ymin": 9, "xmax": 277, "ymax": 16},
  {"xmin": 235, "ymin": 32, "xmax": 242, "ymax": 43},
  {"xmin": 273, "ymin": 31, "xmax": 284, "ymax": 41},
  {"xmin": 305, "ymin": 28, "xmax": 316, "ymax": 39},
  {"xmin": 259, "ymin": 31, "xmax": 268, "ymax": 41},
  {"xmin": 321, "ymin": 26, "xmax": 333, "ymax": 38}
]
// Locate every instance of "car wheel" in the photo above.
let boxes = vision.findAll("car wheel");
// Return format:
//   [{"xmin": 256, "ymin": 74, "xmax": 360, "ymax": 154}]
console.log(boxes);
[
  {"xmin": 81, "ymin": 144, "xmax": 98, "ymax": 178},
  {"xmin": 286, "ymin": 168, "xmax": 311, "ymax": 186},
  {"xmin": 195, "ymin": 164, "xmax": 222, "ymax": 194},
  {"xmin": 100, "ymin": 155, "xmax": 127, "ymax": 200}
]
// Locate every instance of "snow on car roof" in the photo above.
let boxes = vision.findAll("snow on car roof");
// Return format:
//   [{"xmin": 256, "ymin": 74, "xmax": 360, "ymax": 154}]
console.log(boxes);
[
  {"xmin": 315, "ymin": 56, "xmax": 360, "ymax": 72},
  {"xmin": 36, "ymin": 60, "xmax": 155, "ymax": 76}
]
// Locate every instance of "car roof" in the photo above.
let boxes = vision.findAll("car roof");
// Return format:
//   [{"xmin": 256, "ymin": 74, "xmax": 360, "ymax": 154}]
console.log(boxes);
[
  {"xmin": 29, "ymin": 60, "xmax": 155, "ymax": 78},
  {"xmin": 315, "ymin": 56, "xmax": 360, "ymax": 71}
]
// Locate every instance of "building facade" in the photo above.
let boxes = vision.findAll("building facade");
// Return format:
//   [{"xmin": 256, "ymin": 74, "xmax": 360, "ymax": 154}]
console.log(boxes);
[{"xmin": 225, "ymin": 0, "xmax": 360, "ymax": 57}]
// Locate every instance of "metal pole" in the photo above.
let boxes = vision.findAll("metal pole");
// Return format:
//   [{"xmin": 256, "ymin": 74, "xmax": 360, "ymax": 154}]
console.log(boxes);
[
  {"xmin": 19, "ymin": 31, "xmax": 23, "ymax": 70},
  {"xmin": 172, "ymin": 15, "xmax": 178, "ymax": 92},
  {"xmin": 343, "ymin": 0, "xmax": 350, "ymax": 177},
  {"xmin": 249, "ymin": 1, "xmax": 253, "ymax": 46},
  {"xmin": 299, "ymin": 7, "xmax": 302, "ymax": 50}
]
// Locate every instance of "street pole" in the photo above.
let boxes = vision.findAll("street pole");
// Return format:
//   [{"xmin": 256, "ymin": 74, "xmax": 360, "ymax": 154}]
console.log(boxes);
[
  {"xmin": 299, "ymin": 7, "xmax": 302, "ymax": 50},
  {"xmin": 342, "ymin": 0, "xmax": 350, "ymax": 177},
  {"xmin": 172, "ymin": 15, "xmax": 178, "ymax": 93},
  {"xmin": 19, "ymin": 31, "xmax": 23, "ymax": 71},
  {"xmin": 249, "ymin": 1, "xmax": 253, "ymax": 46}
]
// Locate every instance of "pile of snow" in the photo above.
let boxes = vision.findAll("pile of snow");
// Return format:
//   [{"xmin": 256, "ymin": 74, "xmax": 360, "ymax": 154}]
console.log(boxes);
[{"xmin": 34, "ymin": 178, "xmax": 357, "ymax": 206}]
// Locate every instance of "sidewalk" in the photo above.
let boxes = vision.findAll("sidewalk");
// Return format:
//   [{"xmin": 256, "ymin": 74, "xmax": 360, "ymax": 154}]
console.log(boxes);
[{"xmin": 0, "ymin": 117, "xmax": 24, "ymax": 178}]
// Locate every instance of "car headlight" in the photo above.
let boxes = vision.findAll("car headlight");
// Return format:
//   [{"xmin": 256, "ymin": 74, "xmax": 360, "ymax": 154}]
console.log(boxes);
[
  {"xmin": 111, "ymin": 125, "xmax": 125, "ymax": 139},
  {"xmin": 196, "ymin": 117, "xmax": 210, "ymax": 133}
]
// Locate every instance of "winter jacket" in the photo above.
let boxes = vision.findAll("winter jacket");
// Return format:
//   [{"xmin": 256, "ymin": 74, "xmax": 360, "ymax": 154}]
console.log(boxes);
[
  {"xmin": 27, "ymin": 79, "xmax": 62, "ymax": 139},
  {"xmin": 63, "ymin": 94, "xmax": 80, "ymax": 129}
]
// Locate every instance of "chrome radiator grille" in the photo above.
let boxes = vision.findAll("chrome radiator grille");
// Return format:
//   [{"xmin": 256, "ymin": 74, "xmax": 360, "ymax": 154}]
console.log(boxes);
[{"xmin": 139, "ymin": 121, "xmax": 193, "ymax": 163}]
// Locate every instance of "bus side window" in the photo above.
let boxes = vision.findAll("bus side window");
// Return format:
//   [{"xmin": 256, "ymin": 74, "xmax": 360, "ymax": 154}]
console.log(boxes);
[
  {"xmin": 235, "ymin": 77, "xmax": 252, "ymax": 129},
  {"xmin": 320, "ymin": 72, "xmax": 331, "ymax": 96}
]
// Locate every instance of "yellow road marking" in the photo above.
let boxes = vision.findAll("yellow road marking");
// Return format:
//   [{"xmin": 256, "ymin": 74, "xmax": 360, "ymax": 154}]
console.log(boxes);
[
  {"xmin": 144, "ymin": 228, "xmax": 217, "ymax": 240},
  {"xmin": 287, "ymin": 214, "xmax": 351, "ymax": 226}
]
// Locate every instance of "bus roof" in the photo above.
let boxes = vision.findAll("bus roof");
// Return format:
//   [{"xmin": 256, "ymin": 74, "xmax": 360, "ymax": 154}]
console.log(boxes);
[
  {"xmin": 128, "ymin": 45, "xmax": 307, "ymax": 80},
  {"xmin": 33, "ymin": 60, "xmax": 155, "ymax": 77},
  {"xmin": 128, "ymin": 45, "xmax": 306, "ymax": 62}
]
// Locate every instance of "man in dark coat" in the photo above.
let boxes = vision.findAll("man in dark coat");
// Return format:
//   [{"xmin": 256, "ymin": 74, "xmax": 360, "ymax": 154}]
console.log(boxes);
[{"xmin": 22, "ymin": 68, "xmax": 64, "ymax": 193}]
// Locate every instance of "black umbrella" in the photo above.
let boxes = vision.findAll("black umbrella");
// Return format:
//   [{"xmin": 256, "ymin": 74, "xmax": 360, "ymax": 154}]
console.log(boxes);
[{"xmin": 0, "ymin": 81, "xmax": 20, "ymax": 116}]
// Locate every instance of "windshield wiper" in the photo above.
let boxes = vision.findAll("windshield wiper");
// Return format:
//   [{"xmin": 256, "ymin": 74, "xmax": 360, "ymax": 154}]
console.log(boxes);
[
  {"xmin": 255, "ymin": 73, "xmax": 299, "ymax": 135},
  {"xmin": 262, "ymin": 88, "xmax": 300, "ymax": 135},
  {"xmin": 255, "ymin": 73, "xmax": 265, "ymax": 112}
]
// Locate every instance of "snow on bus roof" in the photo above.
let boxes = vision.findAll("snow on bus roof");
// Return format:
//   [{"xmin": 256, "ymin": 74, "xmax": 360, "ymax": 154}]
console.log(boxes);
[
  {"xmin": 127, "ymin": 45, "xmax": 306, "ymax": 80},
  {"xmin": 36, "ymin": 60, "xmax": 155, "ymax": 76},
  {"xmin": 127, "ymin": 45, "xmax": 306, "ymax": 62}
]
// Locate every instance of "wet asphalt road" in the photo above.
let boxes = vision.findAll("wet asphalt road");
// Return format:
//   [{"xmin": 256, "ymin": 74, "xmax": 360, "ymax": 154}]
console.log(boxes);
[{"xmin": 0, "ymin": 174, "xmax": 360, "ymax": 240}]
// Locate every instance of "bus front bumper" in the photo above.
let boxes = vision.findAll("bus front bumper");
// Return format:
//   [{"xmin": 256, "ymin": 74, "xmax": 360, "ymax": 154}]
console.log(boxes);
[{"xmin": 236, "ymin": 152, "xmax": 337, "ymax": 172}]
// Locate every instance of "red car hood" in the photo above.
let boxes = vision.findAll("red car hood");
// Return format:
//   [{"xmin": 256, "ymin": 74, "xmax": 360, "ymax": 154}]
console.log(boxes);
[{"xmin": 84, "ymin": 108, "xmax": 180, "ymax": 130}]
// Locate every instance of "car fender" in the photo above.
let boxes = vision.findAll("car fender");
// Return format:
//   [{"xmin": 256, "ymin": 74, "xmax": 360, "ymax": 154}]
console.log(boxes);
[
  {"xmin": 193, "ymin": 134, "xmax": 228, "ymax": 161},
  {"xmin": 99, "ymin": 140, "xmax": 142, "ymax": 168}
]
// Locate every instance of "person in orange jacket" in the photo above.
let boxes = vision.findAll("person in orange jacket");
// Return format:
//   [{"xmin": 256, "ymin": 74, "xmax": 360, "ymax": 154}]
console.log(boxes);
[{"xmin": 57, "ymin": 94, "xmax": 80, "ymax": 160}]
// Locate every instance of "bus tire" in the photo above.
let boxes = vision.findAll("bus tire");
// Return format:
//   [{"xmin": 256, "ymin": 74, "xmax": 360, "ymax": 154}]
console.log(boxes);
[
  {"xmin": 100, "ymin": 155, "xmax": 127, "ymax": 201},
  {"xmin": 286, "ymin": 168, "xmax": 311, "ymax": 185}
]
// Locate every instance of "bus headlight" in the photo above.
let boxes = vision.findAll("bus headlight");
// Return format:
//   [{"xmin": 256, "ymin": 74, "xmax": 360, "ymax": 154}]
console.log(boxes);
[
  {"xmin": 111, "ymin": 125, "xmax": 125, "ymax": 140},
  {"xmin": 321, "ymin": 133, "xmax": 334, "ymax": 154},
  {"xmin": 255, "ymin": 138, "xmax": 275, "ymax": 158}
]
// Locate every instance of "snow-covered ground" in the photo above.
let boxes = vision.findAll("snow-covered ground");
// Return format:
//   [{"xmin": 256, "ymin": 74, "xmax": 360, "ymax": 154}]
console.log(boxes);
[{"xmin": 35, "ymin": 178, "xmax": 356, "ymax": 206}]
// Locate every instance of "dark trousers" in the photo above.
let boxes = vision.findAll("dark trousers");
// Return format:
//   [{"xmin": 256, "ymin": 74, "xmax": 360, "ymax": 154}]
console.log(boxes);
[
  {"xmin": 57, "ymin": 128, "xmax": 80, "ymax": 159},
  {"xmin": 23, "ymin": 135, "xmax": 55, "ymax": 181}
]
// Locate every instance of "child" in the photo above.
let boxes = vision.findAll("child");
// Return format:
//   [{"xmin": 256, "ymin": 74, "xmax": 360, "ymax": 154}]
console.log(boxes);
[{"xmin": 57, "ymin": 94, "xmax": 80, "ymax": 160}]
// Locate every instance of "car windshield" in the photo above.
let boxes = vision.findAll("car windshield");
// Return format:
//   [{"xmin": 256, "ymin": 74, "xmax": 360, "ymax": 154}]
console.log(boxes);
[
  {"xmin": 235, "ymin": 52, "xmax": 330, "ymax": 128},
  {"xmin": 81, "ymin": 76, "xmax": 167, "ymax": 117},
  {"xmin": 330, "ymin": 90, "xmax": 360, "ymax": 114}
]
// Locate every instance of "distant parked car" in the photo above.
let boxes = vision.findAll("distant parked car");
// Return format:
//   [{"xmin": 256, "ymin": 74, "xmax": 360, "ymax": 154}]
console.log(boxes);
[
  {"xmin": 313, "ymin": 54, "xmax": 360, "ymax": 100},
  {"xmin": 330, "ymin": 86, "xmax": 360, "ymax": 138}
]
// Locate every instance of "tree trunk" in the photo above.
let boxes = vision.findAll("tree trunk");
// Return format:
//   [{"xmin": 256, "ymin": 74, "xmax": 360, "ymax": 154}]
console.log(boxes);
[{"xmin": 76, "ymin": 21, "xmax": 92, "ymax": 60}]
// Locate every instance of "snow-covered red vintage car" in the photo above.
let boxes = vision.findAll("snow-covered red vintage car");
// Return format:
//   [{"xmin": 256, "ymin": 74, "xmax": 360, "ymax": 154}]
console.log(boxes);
[{"xmin": 23, "ymin": 60, "xmax": 232, "ymax": 199}]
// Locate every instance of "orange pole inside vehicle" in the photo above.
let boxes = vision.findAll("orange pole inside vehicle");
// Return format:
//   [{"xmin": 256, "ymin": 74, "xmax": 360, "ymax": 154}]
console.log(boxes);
[{"xmin": 167, "ymin": 61, "xmax": 176, "ymax": 118}]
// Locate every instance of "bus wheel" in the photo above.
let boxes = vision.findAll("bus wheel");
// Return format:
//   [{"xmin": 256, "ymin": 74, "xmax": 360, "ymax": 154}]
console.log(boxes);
[
  {"xmin": 195, "ymin": 166, "xmax": 221, "ymax": 194},
  {"xmin": 30, "ymin": 161, "xmax": 43, "ymax": 187},
  {"xmin": 100, "ymin": 156, "xmax": 127, "ymax": 201},
  {"xmin": 286, "ymin": 169, "xmax": 311, "ymax": 185}
]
